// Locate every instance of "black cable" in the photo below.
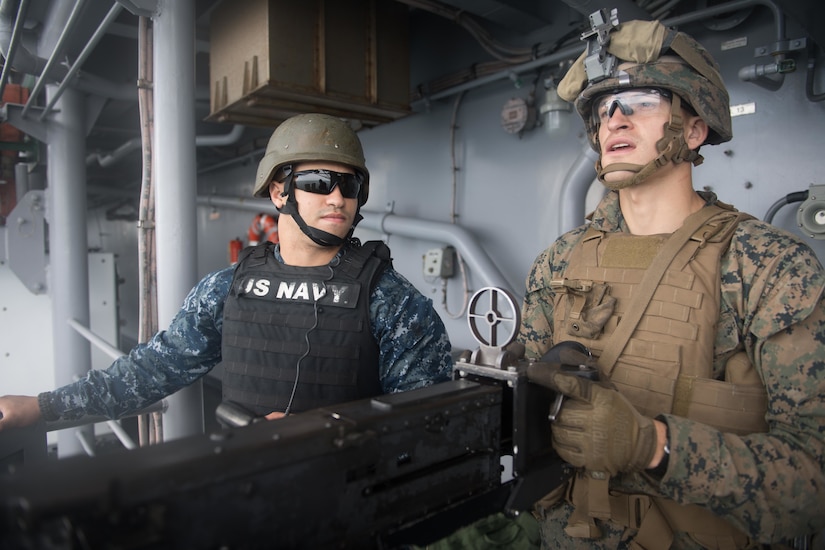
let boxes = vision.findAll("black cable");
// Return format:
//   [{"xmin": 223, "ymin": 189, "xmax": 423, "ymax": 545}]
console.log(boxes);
[
  {"xmin": 282, "ymin": 263, "xmax": 335, "ymax": 416},
  {"xmin": 764, "ymin": 190, "xmax": 808, "ymax": 223}
]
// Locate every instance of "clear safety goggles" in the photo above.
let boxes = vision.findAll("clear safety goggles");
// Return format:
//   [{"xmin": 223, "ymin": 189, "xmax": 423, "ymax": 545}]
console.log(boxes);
[
  {"xmin": 591, "ymin": 88, "xmax": 672, "ymax": 126},
  {"xmin": 278, "ymin": 165, "xmax": 364, "ymax": 200}
]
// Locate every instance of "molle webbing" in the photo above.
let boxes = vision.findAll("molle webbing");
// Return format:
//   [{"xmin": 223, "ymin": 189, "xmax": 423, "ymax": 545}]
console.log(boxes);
[
  {"xmin": 596, "ymin": 204, "xmax": 733, "ymax": 377},
  {"xmin": 220, "ymin": 242, "xmax": 387, "ymax": 415},
  {"xmin": 551, "ymin": 205, "xmax": 767, "ymax": 432}
]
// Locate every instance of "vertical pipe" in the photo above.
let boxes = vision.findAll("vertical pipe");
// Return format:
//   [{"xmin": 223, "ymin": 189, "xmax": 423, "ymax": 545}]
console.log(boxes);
[
  {"xmin": 153, "ymin": 0, "xmax": 202, "ymax": 440},
  {"xmin": 14, "ymin": 162, "xmax": 29, "ymax": 205},
  {"xmin": 559, "ymin": 145, "xmax": 599, "ymax": 234},
  {"xmin": 46, "ymin": 85, "xmax": 92, "ymax": 458}
]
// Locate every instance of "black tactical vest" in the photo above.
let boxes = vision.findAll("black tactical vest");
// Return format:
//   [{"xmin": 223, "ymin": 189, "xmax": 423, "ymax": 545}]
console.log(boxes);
[{"xmin": 220, "ymin": 241, "xmax": 390, "ymax": 415}]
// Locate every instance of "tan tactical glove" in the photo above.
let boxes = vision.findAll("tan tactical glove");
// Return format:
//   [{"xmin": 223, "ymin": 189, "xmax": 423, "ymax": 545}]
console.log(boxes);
[{"xmin": 529, "ymin": 368, "xmax": 657, "ymax": 476}]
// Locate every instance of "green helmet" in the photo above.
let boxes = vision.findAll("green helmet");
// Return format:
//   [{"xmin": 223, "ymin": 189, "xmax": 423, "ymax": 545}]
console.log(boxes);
[
  {"xmin": 558, "ymin": 18, "xmax": 732, "ymax": 152},
  {"xmin": 253, "ymin": 113, "xmax": 370, "ymax": 204}
]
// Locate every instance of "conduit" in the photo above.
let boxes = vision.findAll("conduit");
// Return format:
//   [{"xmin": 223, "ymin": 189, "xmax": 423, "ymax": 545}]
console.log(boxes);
[
  {"xmin": 559, "ymin": 144, "xmax": 599, "ymax": 234},
  {"xmin": 86, "ymin": 125, "xmax": 245, "ymax": 168},
  {"xmin": 360, "ymin": 211, "xmax": 515, "ymax": 295},
  {"xmin": 196, "ymin": 194, "xmax": 514, "ymax": 295}
]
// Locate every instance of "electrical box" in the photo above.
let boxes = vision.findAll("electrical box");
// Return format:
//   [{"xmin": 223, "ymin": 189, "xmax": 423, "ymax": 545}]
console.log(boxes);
[
  {"xmin": 423, "ymin": 246, "xmax": 456, "ymax": 279},
  {"xmin": 207, "ymin": 0, "xmax": 411, "ymax": 128}
]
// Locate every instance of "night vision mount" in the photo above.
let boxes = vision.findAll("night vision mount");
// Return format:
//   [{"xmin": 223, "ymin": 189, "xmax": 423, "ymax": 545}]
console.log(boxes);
[{"xmin": 581, "ymin": 8, "xmax": 620, "ymax": 84}]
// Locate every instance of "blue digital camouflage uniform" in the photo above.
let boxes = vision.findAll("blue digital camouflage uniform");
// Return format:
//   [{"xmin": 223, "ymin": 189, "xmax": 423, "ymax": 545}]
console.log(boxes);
[
  {"xmin": 519, "ymin": 190, "xmax": 825, "ymax": 547},
  {"xmin": 43, "ymin": 243, "xmax": 453, "ymax": 420}
]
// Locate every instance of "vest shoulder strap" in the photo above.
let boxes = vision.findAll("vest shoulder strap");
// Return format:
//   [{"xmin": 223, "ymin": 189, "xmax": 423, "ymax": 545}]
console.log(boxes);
[
  {"xmin": 339, "ymin": 240, "xmax": 393, "ymax": 284},
  {"xmin": 597, "ymin": 205, "xmax": 736, "ymax": 374}
]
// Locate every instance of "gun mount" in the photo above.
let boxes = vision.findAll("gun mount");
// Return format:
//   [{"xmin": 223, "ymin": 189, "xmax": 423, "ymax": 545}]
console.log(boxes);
[{"xmin": 0, "ymin": 288, "xmax": 568, "ymax": 549}]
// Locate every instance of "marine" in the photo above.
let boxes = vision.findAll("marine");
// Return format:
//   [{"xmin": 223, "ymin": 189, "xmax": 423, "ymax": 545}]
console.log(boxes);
[{"xmin": 519, "ymin": 13, "xmax": 825, "ymax": 549}]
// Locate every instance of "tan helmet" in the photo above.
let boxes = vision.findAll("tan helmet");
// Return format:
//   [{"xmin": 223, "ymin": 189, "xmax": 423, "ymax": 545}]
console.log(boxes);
[
  {"xmin": 557, "ymin": 16, "xmax": 731, "ymax": 190},
  {"xmin": 558, "ymin": 18, "xmax": 732, "ymax": 151},
  {"xmin": 253, "ymin": 113, "xmax": 370, "ymax": 204}
]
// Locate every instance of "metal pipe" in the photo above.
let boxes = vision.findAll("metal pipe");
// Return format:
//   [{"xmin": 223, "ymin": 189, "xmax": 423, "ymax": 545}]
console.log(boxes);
[
  {"xmin": 191, "ymin": 194, "xmax": 514, "ymax": 295},
  {"xmin": 47, "ymin": 85, "xmax": 92, "ymax": 458},
  {"xmin": 412, "ymin": 43, "xmax": 585, "ymax": 108},
  {"xmin": 0, "ymin": 0, "xmax": 29, "ymax": 101},
  {"xmin": 359, "ymin": 210, "xmax": 514, "ymax": 295},
  {"xmin": 14, "ymin": 162, "xmax": 29, "ymax": 203},
  {"xmin": 662, "ymin": 0, "xmax": 784, "ymax": 42},
  {"xmin": 195, "ymin": 124, "xmax": 245, "ymax": 147},
  {"xmin": 106, "ymin": 420, "xmax": 138, "ymax": 450},
  {"xmin": 561, "ymin": 0, "xmax": 651, "ymax": 21},
  {"xmin": 198, "ymin": 147, "xmax": 265, "ymax": 175},
  {"xmin": 412, "ymin": 0, "xmax": 785, "ymax": 107},
  {"xmin": 559, "ymin": 144, "xmax": 599, "ymax": 234},
  {"xmin": 86, "ymin": 137, "xmax": 141, "ymax": 168},
  {"xmin": 67, "ymin": 318, "xmax": 124, "ymax": 361},
  {"xmin": 20, "ymin": 0, "xmax": 84, "ymax": 118},
  {"xmin": 38, "ymin": 2, "xmax": 123, "ymax": 122},
  {"xmin": 87, "ymin": 125, "xmax": 246, "ymax": 168},
  {"xmin": 74, "ymin": 430, "xmax": 96, "ymax": 457},
  {"xmin": 196, "ymin": 194, "xmax": 275, "ymax": 214},
  {"xmin": 153, "ymin": 0, "xmax": 203, "ymax": 441}
]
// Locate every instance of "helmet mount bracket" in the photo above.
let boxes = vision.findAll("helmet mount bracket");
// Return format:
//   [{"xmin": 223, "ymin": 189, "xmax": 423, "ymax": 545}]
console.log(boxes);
[{"xmin": 582, "ymin": 9, "xmax": 620, "ymax": 84}]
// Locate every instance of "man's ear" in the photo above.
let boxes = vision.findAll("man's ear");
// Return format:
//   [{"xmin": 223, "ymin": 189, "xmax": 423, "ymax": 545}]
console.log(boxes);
[
  {"xmin": 269, "ymin": 181, "xmax": 285, "ymax": 208},
  {"xmin": 685, "ymin": 115, "xmax": 709, "ymax": 150}
]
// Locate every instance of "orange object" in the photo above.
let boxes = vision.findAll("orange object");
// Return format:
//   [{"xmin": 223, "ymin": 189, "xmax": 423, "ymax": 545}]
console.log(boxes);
[
  {"xmin": 228, "ymin": 238, "xmax": 244, "ymax": 265},
  {"xmin": 247, "ymin": 213, "xmax": 279, "ymax": 245}
]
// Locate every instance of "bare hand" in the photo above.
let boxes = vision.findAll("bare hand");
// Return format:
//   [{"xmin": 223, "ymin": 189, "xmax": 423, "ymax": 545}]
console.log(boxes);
[
  {"xmin": 264, "ymin": 411, "xmax": 286, "ymax": 420},
  {"xmin": 0, "ymin": 395, "xmax": 42, "ymax": 431}
]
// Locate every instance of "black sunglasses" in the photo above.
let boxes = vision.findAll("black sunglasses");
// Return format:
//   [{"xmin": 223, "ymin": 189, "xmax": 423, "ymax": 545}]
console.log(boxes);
[{"xmin": 277, "ymin": 166, "xmax": 363, "ymax": 200}]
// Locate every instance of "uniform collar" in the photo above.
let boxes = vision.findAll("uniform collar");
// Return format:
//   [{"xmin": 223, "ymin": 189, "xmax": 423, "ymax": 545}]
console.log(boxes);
[
  {"xmin": 587, "ymin": 189, "xmax": 718, "ymax": 233},
  {"xmin": 272, "ymin": 243, "xmax": 349, "ymax": 265}
]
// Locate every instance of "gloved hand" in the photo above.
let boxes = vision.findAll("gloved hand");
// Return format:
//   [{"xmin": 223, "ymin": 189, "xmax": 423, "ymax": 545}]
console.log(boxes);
[{"xmin": 529, "ymin": 368, "xmax": 657, "ymax": 476}]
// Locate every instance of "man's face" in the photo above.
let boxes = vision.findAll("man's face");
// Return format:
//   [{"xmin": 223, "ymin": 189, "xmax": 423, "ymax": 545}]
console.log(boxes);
[
  {"xmin": 270, "ymin": 161, "xmax": 360, "ymax": 241},
  {"xmin": 595, "ymin": 89, "xmax": 673, "ymax": 184}
]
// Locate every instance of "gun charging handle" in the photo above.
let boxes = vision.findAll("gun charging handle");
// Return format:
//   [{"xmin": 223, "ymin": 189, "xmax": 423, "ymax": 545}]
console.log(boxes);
[
  {"xmin": 547, "ymin": 364, "xmax": 599, "ymax": 421},
  {"xmin": 215, "ymin": 401, "xmax": 264, "ymax": 428},
  {"xmin": 531, "ymin": 341, "xmax": 599, "ymax": 422}
]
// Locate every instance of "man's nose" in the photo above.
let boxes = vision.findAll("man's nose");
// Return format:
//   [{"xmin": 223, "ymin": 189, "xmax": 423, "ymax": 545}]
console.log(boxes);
[
  {"xmin": 606, "ymin": 101, "xmax": 633, "ymax": 128},
  {"xmin": 326, "ymin": 185, "xmax": 345, "ymax": 204}
]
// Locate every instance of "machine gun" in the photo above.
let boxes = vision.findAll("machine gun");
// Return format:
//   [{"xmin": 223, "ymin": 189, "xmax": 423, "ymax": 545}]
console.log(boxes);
[{"xmin": 0, "ymin": 288, "xmax": 594, "ymax": 549}]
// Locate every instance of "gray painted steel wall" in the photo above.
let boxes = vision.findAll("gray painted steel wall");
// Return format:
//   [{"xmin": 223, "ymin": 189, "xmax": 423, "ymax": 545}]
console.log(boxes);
[{"xmin": 91, "ymin": 7, "xmax": 825, "ymax": 353}]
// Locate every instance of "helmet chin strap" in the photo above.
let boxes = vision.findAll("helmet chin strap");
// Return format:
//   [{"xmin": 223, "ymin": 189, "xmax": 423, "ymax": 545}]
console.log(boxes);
[
  {"xmin": 595, "ymin": 94, "xmax": 704, "ymax": 191},
  {"xmin": 278, "ymin": 191, "xmax": 362, "ymax": 248}
]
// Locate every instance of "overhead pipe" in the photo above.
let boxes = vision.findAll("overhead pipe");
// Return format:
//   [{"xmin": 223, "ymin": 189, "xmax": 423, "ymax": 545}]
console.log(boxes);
[
  {"xmin": 0, "ymin": 1, "xmax": 137, "ymax": 106},
  {"xmin": 72, "ymin": 71, "xmax": 137, "ymax": 101},
  {"xmin": 37, "ymin": 2, "xmax": 123, "ymax": 121},
  {"xmin": 359, "ymin": 210, "xmax": 516, "ymax": 295},
  {"xmin": 20, "ymin": 0, "xmax": 85, "ymax": 118},
  {"xmin": 413, "ymin": 0, "xmax": 789, "ymax": 106},
  {"xmin": 407, "ymin": 0, "xmax": 790, "ymax": 239},
  {"xmin": 193, "ymin": 194, "xmax": 515, "ymax": 295},
  {"xmin": 86, "ymin": 137, "xmax": 141, "ymax": 168},
  {"xmin": 87, "ymin": 125, "xmax": 245, "ymax": 168},
  {"xmin": 560, "ymin": 0, "xmax": 651, "ymax": 21},
  {"xmin": 195, "ymin": 124, "xmax": 245, "ymax": 147},
  {"xmin": 0, "ymin": 0, "xmax": 41, "ymax": 75},
  {"xmin": 662, "ymin": 0, "xmax": 789, "ymax": 91}
]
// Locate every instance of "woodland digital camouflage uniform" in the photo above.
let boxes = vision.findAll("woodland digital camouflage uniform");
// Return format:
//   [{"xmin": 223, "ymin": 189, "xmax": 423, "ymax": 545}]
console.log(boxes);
[
  {"xmin": 42, "ymin": 244, "xmax": 453, "ymax": 421},
  {"xmin": 519, "ymin": 190, "xmax": 825, "ymax": 548}
]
